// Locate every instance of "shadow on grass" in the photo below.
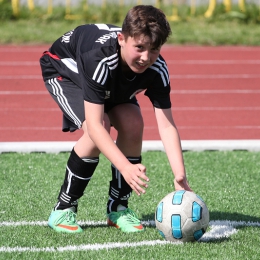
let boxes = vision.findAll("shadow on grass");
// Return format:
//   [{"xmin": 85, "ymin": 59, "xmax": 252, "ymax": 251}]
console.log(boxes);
[
  {"xmin": 142, "ymin": 211, "xmax": 260, "ymax": 243},
  {"xmin": 209, "ymin": 211, "xmax": 260, "ymax": 223}
]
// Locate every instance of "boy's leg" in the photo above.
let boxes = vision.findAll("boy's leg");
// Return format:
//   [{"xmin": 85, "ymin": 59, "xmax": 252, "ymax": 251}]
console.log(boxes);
[
  {"xmin": 107, "ymin": 156, "xmax": 142, "ymax": 213},
  {"xmin": 54, "ymin": 147, "xmax": 99, "ymax": 212},
  {"xmin": 48, "ymin": 147, "xmax": 99, "ymax": 233},
  {"xmin": 48, "ymin": 117, "xmax": 111, "ymax": 233},
  {"xmin": 44, "ymin": 77, "xmax": 110, "ymax": 233},
  {"xmin": 106, "ymin": 103, "xmax": 145, "ymax": 232},
  {"xmin": 54, "ymin": 118, "xmax": 111, "ymax": 212},
  {"xmin": 49, "ymin": 118, "xmax": 111, "ymax": 233}
]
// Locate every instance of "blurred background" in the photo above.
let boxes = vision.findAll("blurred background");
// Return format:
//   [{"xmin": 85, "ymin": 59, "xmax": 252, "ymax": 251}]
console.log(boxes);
[{"xmin": 0, "ymin": 0, "xmax": 259, "ymax": 45}]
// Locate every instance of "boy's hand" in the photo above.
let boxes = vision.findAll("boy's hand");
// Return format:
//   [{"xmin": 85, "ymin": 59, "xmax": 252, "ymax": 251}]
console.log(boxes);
[
  {"xmin": 174, "ymin": 176, "xmax": 192, "ymax": 192},
  {"xmin": 121, "ymin": 163, "xmax": 149, "ymax": 196}
]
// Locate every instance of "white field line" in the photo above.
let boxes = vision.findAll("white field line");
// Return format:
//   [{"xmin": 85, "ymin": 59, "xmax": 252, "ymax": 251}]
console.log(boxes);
[
  {"xmin": 1, "ymin": 90, "xmax": 260, "ymax": 95},
  {"xmin": 1, "ymin": 219, "xmax": 259, "ymax": 228},
  {"xmin": 0, "ymin": 220, "xmax": 259, "ymax": 253},
  {"xmin": 0, "ymin": 240, "xmax": 174, "ymax": 253},
  {"xmin": 2, "ymin": 140, "xmax": 260, "ymax": 153}
]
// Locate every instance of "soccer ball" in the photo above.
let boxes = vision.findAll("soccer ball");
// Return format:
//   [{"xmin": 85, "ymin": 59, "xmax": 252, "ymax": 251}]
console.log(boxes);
[{"xmin": 155, "ymin": 190, "xmax": 209, "ymax": 242}]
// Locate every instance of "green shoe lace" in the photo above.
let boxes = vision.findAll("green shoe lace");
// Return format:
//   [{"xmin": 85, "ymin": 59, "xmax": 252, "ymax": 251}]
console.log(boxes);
[
  {"xmin": 48, "ymin": 208, "xmax": 83, "ymax": 233},
  {"xmin": 107, "ymin": 208, "xmax": 144, "ymax": 232}
]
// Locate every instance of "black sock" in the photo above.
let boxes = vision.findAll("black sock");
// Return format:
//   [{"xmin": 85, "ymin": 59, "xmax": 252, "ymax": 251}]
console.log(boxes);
[
  {"xmin": 107, "ymin": 156, "xmax": 141, "ymax": 214},
  {"xmin": 54, "ymin": 148, "xmax": 99, "ymax": 212}
]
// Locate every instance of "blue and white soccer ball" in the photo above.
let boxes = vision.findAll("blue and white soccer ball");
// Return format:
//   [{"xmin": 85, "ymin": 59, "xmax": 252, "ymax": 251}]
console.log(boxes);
[{"xmin": 155, "ymin": 190, "xmax": 210, "ymax": 242}]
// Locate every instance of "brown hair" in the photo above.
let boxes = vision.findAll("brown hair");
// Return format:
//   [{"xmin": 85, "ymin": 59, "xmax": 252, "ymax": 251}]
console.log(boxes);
[{"xmin": 122, "ymin": 5, "xmax": 172, "ymax": 48}]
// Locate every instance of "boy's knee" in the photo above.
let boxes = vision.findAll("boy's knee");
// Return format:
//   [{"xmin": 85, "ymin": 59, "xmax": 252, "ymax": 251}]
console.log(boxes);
[{"xmin": 122, "ymin": 116, "xmax": 143, "ymax": 137}]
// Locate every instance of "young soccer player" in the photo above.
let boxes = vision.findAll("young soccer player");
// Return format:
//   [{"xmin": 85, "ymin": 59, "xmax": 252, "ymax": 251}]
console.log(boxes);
[{"xmin": 40, "ymin": 5, "xmax": 192, "ymax": 233}]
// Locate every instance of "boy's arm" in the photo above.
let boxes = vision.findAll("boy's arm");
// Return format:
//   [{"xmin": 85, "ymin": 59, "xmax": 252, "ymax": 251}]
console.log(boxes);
[
  {"xmin": 84, "ymin": 100, "xmax": 149, "ymax": 195},
  {"xmin": 154, "ymin": 107, "xmax": 192, "ymax": 191}
]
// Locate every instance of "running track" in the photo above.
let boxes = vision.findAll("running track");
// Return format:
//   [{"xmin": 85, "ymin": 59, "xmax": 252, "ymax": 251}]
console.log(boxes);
[{"xmin": 0, "ymin": 45, "xmax": 260, "ymax": 143}]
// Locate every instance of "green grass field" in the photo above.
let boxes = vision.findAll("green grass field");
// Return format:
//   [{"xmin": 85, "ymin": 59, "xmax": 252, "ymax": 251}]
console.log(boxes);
[{"xmin": 1, "ymin": 151, "xmax": 260, "ymax": 259}]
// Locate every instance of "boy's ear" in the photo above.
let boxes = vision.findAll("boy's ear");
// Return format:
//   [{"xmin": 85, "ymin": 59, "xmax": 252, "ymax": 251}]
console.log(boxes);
[{"xmin": 117, "ymin": 32, "xmax": 125, "ymax": 46}]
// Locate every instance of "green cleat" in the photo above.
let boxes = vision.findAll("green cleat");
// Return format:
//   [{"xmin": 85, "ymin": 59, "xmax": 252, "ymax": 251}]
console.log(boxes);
[
  {"xmin": 107, "ymin": 208, "xmax": 144, "ymax": 232},
  {"xmin": 48, "ymin": 207, "xmax": 83, "ymax": 233}
]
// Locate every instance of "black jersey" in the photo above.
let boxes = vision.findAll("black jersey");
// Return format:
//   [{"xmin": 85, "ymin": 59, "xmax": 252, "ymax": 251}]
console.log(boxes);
[{"xmin": 40, "ymin": 24, "xmax": 171, "ymax": 109}]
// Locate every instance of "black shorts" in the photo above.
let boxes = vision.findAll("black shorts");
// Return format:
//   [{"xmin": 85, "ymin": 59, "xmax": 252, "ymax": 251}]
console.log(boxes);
[{"xmin": 44, "ymin": 76, "xmax": 139, "ymax": 132}]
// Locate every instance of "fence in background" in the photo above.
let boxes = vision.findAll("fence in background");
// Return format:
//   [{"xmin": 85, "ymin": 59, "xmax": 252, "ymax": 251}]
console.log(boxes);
[{"xmin": 4, "ymin": 0, "xmax": 248, "ymax": 19}]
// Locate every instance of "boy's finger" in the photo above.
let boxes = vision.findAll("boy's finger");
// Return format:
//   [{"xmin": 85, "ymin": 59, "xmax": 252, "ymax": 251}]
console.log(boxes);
[
  {"xmin": 139, "ymin": 172, "xmax": 149, "ymax": 182},
  {"xmin": 131, "ymin": 180, "xmax": 147, "ymax": 195}
]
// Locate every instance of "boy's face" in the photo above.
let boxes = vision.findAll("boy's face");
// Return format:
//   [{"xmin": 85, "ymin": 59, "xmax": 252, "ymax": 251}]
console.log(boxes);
[{"xmin": 118, "ymin": 33, "xmax": 161, "ymax": 74}]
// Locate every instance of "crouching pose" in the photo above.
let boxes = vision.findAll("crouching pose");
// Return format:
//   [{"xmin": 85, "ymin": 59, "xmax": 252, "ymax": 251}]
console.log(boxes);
[{"xmin": 39, "ymin": 5, "xmax": 192, "ymax": 234}]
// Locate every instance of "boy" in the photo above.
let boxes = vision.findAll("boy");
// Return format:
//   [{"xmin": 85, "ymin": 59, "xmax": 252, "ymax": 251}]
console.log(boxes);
[{"xmin": 40, "ymin": 5, "xmax": 192, "ymax": 234}]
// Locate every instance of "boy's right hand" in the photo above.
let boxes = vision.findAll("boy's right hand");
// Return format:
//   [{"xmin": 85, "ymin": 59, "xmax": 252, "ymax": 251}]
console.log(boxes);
[{"xmin": 121, "ymin": 163, "xmax": 149, "ymax": 196}]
